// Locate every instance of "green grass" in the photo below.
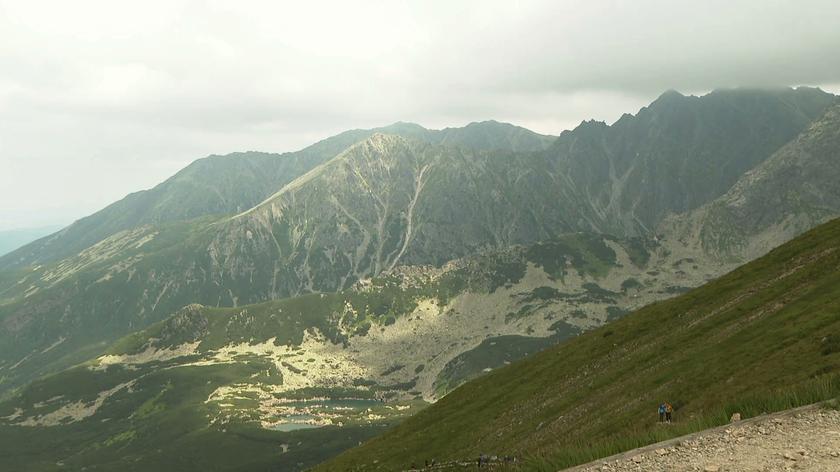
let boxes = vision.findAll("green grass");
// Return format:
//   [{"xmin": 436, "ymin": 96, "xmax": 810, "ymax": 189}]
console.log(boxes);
[
  {"xmin": 611, "ymin": 236, "xmax": 654, "ymax": 268},
  {"xmin": 0, "ymin": 357, "xmax": 414, "ymax": 472},
  {"xmin": 433, "ymin": 335, "xmax": 562, "ymax": 398},
  {"xmin": 318, "ymin": 217, "xmax": 840, "ymax": 471},
  {"xmin": 529, "ymin": 374, "xmax": 840, "ymax": 470},
  {"xmin": 1, "ymin": 261, "xmax": 460, "ymax": 471},
  {"xmin": 525, "ymin": 233, "xmax": 619, "ymax": 280}
]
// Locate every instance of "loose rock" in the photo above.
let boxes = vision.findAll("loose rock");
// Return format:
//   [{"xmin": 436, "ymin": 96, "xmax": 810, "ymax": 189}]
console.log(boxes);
[{"xmin": 576, "ymin": 408, "xmax": 840, "ymax": 472}]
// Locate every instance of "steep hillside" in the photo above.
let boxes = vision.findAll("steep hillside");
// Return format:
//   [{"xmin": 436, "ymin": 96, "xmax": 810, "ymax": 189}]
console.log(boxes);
[
  {"xmin": 0, "ymin": 223, "xmax": 714, "ymax": 394},
  {"xmin": 319, "ymin": 217, "xmax": 840, "ymax": 471},
  {"xmin": 0, "ymin": 150, "xmax": 327, "ymax": 271},
  {"xmin": 0, "ymin": 88, "xmax": 835, "ymax": 401},
  {"xmin": 0, "ymin": 134, "xmax": 576, "ymax": 396},
  {"xmin": 3, "ymin": 88, "xmax": 828, "ymax": 273},
  {"xmin": 0, "ymin": 226, "xmax": 64, "ymax": 257},
  {"xmin": 547, "ymin": 87, "xmax": 835, "ymax": 235},
  {"xmin": 662, "ymin": 101, "xmax": 840, "ymax": 260},
  {"xmin": 0, "ymin": 121, "xmax": 555, "ymax": 271},
  {"xmin": 0, "ymin": 233, "xmax": 709, "ymax": 471},
  {"xmin": 210, "ymin": 86, "xmax": 837, "ymax": 297},
  {"xmin": 212, "ymin": 133, "xmax": 590, "ymax": 290}
]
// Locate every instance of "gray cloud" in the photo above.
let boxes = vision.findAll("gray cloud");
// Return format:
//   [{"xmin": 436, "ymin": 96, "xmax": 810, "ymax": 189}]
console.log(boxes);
[{"xmin": 1, "ymin": 0, "xmax": 839, "ymax": 229}]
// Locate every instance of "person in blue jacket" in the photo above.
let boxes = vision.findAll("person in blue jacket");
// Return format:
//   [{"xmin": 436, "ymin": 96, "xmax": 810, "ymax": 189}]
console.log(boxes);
[{"xmin": 658, "ymin": 402, "xmax": 666, "ymax": 422}]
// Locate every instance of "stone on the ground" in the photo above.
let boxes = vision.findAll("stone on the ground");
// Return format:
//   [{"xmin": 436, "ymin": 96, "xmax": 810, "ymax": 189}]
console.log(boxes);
[{"xmin": 578, "ymin": 408, "xmax": 840, "ymax": 471}]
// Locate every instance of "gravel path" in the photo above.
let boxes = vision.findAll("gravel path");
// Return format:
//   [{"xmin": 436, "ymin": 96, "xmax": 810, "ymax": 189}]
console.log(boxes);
[{"xmin": 572, "ymin": 405, "xmax": 840, "ymax": 472}]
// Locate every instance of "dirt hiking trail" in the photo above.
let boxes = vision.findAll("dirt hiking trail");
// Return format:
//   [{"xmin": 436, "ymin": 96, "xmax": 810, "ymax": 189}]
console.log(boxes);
[{"xmin": 567, "ymin": 403, "xmax": 840, "ymax": 471}]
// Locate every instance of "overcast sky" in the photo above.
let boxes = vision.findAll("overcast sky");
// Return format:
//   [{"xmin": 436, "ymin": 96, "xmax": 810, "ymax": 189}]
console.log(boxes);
[{"xmin": 1, "ymin": 0, "xmax": 840, "ymax": 230}]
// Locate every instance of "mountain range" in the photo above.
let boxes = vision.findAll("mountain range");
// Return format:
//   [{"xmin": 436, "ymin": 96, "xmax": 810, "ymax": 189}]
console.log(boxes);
[{"xmin": 0, "ymin": 86, "xmax": 838, "ymax": 471}]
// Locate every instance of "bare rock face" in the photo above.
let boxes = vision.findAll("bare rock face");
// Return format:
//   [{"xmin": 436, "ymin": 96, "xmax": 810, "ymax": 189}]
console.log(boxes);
[
  {"xmin": 0, "ymin": 121, "xmax": 556, "ymax": 272},
  {"xmin": 661, "ymin": 102, "xmax": 840, "ymax": 262}
]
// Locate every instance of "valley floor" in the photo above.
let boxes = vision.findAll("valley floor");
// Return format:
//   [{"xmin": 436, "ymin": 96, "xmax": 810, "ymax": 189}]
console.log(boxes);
[{"xmin": 571, "ymin": 404, "xmax": 840, "ymax": 472}]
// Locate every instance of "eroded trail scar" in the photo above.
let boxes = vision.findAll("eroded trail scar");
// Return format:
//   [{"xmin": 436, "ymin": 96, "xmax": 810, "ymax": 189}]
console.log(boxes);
[{"xmin": 388, "ymin": 163, "xmax": 432, "ymax": 272}]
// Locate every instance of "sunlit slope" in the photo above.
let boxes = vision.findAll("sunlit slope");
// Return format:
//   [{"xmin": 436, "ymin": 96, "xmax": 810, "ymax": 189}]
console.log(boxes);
[
  {"xmin": 0, "ymin": 233, "xmax": 687, "ymax": 471},
  {"xmin": 0, "ymin": 121, "xmax": 554, "ymax": 271},
  {"xmin": 320, "ymin": 217, "xmax": 840, "ymax": 471},
  {"xmin": 0, "ymin": 297, "xmax": 424, "ymax": 472}
]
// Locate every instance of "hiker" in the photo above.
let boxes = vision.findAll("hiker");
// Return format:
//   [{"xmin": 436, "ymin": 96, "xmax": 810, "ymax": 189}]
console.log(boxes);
[
  {"xmin": 658, "ymin": 402, "xmax": 666, "ymax": 422},
  {"xmin": 665, "ymin": 402, "xmax": 673, "ymax": 423}
]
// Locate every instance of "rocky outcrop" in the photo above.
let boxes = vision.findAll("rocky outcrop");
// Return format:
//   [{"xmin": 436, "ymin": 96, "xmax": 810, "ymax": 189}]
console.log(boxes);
[{"xmin": 661, "ymin": 102, "xmax": 840, "ymax": 261}]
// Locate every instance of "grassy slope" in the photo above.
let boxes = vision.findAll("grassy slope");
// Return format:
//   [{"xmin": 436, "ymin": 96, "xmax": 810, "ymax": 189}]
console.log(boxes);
[
  {"xmin": 0, "ymin": 361, "xmax": 397, "ymax": 472},
  {"xmin": 320, "ymin": 217, "xmax": 840, "ymax": 471},
  {"xmin": 0, "ymin": 288, "xmax": 434, "ymax": 471},
  {"xmin": 0, "ymin": 232, "xmax": 656, "ymax": 471},
  {"xmin": 0, "ymin": 226, "xmax": 65, "ymax": 257}
]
